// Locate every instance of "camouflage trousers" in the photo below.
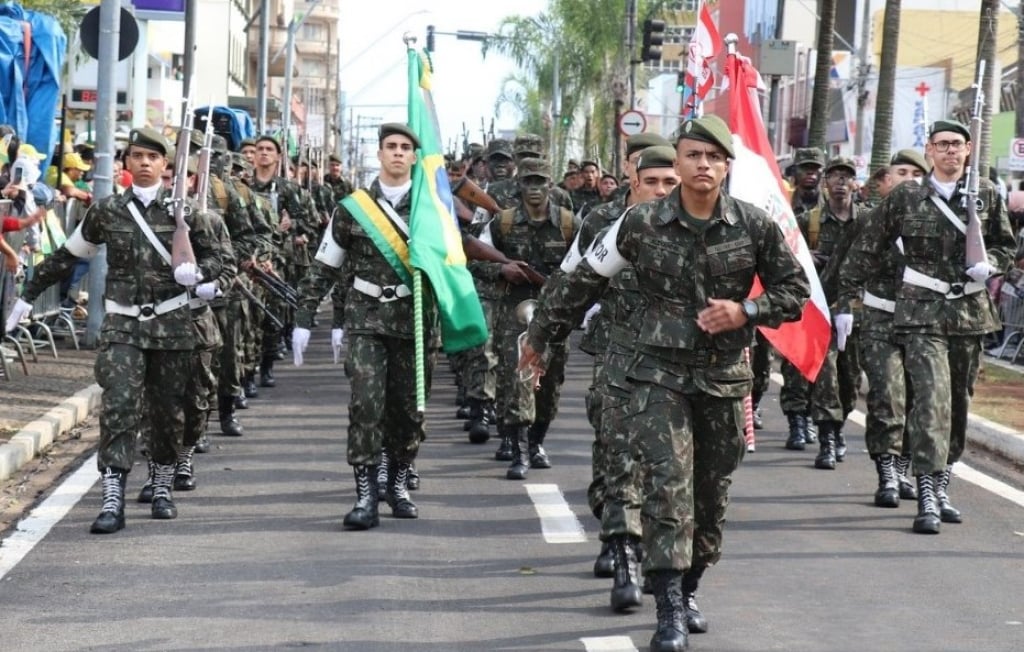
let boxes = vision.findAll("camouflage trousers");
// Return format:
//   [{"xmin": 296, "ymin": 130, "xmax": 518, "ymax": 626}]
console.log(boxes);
[
  {"xmin": 95, "ymin": 342, "xmax": 192, "ymax": 470},
  {"xmin": 859, "ymin": 329, "xmax": 909, "ymax": 457},
  {"xmin": 811, "ymin": 330, "xmax": 862, "ymax": 424},
  {"xmin": 495, "ymin": 320, "xmax": 567, "ymax": 427},
  {"xmin": 586, "ymin": 352, "xmax": 607, "ymax": 518},
  {"xmin": 778, "ymin": 358, "xmax": 811, "ymax": 415},
  {"xmin": 344, "ymin": 332, "xmax": 433, "ymax": 467},
  {"xmin": 213, "ymin": 296, "xmax": 246, "ymax": 398},
  {"xmin": 750, "ymin": 330, "xmax": 772, "ymax": 401},
  {"xmin": 462, "ymin": 297, "xmax": 498, "ymax": 403},
  {"xmin": 625, "ymin": 382, "xmax": 745, "ymax": 575},
  {"xmin": 902, "ymin": 333, "xmax": 981, "ymax": 474}
]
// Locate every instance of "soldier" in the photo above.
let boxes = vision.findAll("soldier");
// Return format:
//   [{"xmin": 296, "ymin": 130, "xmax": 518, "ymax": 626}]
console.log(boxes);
[
  {"xmin": 780, "ymin": 147, "xmax": 826, "ymax": 449},
  {"xmin": 292, "ymin": 123, "xmax": 434, "ymax": 529},
  {"xmin": 838, "ymin": 119, "xmax": 1015, "ymax": 533},
  {"xmin": 572, "ymin": 159, "xmax": 603, "ymax": 216},
  {"xmin": 5, "ymin": 128, "xmax": 222, "ymax": 533},
  {"xmin": 323, "ymin": 153, "xmax": 354, "ymax": 200},
  {"xmin": 239, "ymin": 137, "xmax": 257, "ymax": 165},
  {"xmin": 521, "ymin": 116, "xmax": 809, "ymax": 651},
  {"xmin": 806, "ymin": 156, "xmax": 864, "ymax": 470}
]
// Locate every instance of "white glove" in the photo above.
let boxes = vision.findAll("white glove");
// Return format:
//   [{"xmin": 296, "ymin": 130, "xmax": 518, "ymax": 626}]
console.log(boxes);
[
  {"xmin": 331, "ymin": 328, "xmax": 344, "ymax": 364},
  {"xmin": 581, "ymin": 303, "xmax": 601, "ymax": 331},
  {"xmin": 833, "ymin": 313, "xmax": 854, "ymax": 352},
  {"xmin": 195, "ymin": 281, "xmax": 219, "ymax": 301},
  {"xmin": 292, "ymin": 327, "xmax": 311, "ymax": 366},
  {"xmin": 173, "ymin": 262, "xmax": 204, "ymax": 287},
  {"xmin": 5, "ymin": 298, "xmax": 32, "ymax": 333},
  {"xmin": 965, "ymin": 262, "xmax": 996, "ymax": 284}
]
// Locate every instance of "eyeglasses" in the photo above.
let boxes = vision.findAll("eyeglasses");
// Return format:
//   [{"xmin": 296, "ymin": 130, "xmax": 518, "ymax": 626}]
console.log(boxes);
[{"xmin": 931, "ymin": 139, "xmax": 966, "ymax": 153}]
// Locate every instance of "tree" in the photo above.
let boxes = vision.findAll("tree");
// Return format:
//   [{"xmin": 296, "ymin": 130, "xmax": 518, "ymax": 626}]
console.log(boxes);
[
  {"xmin": 975, "ymin": 0, "xmax": 1000, "ymax": 178},
  {"xmin": 19, "ymin": 0, "xmax": 87, "ymax": 45},
  {"xmin": 868, "ymin": 0, "xmax": 901, "ymax": 173},
  {"xmin": 807, "ymin": 0, "xmax": 837, "ymax": 152}
]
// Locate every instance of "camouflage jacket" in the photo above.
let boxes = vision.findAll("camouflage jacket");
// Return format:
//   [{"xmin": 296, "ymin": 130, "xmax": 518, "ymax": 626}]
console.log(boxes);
[
  {"xmin": 192, "ymin": 211, "xmax": 236, "ymax": 347},
  {"xmin": 295, "ymin": 178, "xmax": 436, "ymax": 339},
  {"xmin": 570, "ymin": 186, "xmax": 603, "ymax": 218},
  {"xmin": 575, "ymin": 194, "xmax": 628, "ymax": 355},
  {"xmin": 25, "ymin": 187, "xmax": 221, "ymax": 350},
  {"xmin": 206, "ymin": 175, "xmax": 258, "ymax": 262},
  {"xmin": 838, "ymin": 176, "xmax": 1015, "ymax": 335},
  {"xmin": 226, "ymin": 175, "xmax": 276, "ymax": 261},
  {"xmin": 250, "ymin": 174, "xmax": 317, "ymax": 267},
  {"xmin": 528, "ymin": 189, "xmax": 809, "ymax": 397},
  {"xmin": 323, "ymin": 174, "xmax": 354, "ymax": 200}
]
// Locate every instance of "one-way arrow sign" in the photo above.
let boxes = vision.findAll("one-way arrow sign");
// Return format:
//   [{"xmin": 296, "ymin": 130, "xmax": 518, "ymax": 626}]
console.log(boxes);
[{"xmin": 618, "ymin": 110, "xmax": 647, "ymax": 137}]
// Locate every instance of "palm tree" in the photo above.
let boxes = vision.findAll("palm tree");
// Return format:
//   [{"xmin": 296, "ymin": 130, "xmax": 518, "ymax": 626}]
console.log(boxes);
[
  {"xmin": 807, "ymin": 0, "xmax": 837, "ymax": 152},
  {"xmin": 974, "ymin": 0, "xmax": 1000, "ymax": 178},
  {"xmin": 868, "ymin": 0, "xmax": 901, "ymax": 173}
]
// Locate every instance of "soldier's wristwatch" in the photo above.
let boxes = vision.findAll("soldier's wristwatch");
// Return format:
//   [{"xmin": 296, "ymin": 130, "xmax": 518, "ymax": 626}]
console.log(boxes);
[{"xmin": 741, "ymin": 299, "xmax": 759, "ymax": 323}]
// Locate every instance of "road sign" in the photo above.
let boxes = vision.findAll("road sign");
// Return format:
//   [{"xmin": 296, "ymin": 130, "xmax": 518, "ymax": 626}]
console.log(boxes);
[
  {"xmin": 618, "ymin": 110, "xmax": 647, "ymax": 137},
  {"xmin": 1010, "ymin": 138, "xmax": 1024, "ymax": 172}
]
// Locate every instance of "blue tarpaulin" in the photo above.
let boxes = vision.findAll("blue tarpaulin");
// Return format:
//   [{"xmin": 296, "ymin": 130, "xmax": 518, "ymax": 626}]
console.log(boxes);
[
  {"xmin": 0, "ymin": 3, "xmax": 66, "ymax": 163},
  {"xmin": 194, "ymin": 106, "xmax": 255, "ymax": 152}
]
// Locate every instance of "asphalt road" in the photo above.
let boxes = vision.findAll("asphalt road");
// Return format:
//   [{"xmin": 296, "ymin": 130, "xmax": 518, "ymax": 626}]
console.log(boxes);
[{"xmin": 1, "ymin": 331, "xmax": 1023, "ymax": 652}]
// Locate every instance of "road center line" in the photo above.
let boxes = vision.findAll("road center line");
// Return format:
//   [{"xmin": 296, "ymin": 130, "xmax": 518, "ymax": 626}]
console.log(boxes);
[
  {"xmin": 525, "ymin": 483, "xmax": 587, "ymax": 543},
  {"xmin": 0, "ymin": 453, "xmax": 98, "ymax": 581},
  {"xmin": 580, "ymin": 636, "xmax": 639, "ymax": 651}
]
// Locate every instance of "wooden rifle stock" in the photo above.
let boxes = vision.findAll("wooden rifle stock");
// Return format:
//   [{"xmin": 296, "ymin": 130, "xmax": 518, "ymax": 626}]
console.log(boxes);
[
  {"xmin": 171, "ymin": 92, "xmax": 197, "ymax": 268},
  {"xmin": 196, "ymin": 104, "xmax": 215, "ymax": 212},
  {"xmin": 964, "ymin": 60, "xmax": 988, "ymax": 267},
  {"xmin": 452, "ymin": 176, "xmax": 500, "ymax": 215}
]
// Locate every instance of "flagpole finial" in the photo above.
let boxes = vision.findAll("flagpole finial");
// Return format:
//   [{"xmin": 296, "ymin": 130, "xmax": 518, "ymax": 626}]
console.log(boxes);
[
  {"xmin": 403, "ymin": 32, "xmax": 417, "ymax": 47},
  {"xmin": 724, "ymin": 32, "xmax": 738, "ymax": 55}
]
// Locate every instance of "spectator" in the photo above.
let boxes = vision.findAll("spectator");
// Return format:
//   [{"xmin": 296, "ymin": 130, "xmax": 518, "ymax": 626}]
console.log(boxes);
[
  {"xmin": 598, "ymin": 172, "xmax": 619, "ymax": 201},
  {"xmin": 55, "ymin": 152, "xmax": 93, "ymax": 203}
]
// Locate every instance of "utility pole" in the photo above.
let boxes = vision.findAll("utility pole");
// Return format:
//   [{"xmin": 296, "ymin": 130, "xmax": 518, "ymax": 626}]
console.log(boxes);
[
  {"xmin": 1015, "ymin": 1, "xmax": 1024, "ymax": 185},
  {"xmin": 551, "ymin": 49, "xmax": 560, "ymax": 167},
  {"xmin": 256, "ymin": 0, "xmax": 269, "ymax": 133},
  {"xmin": 627, "ymin": 0, "xmax": 637, "ymax": 108},
  {"xmin": 854, "ymin": 0, "xmax": 872, "ymax": 156},
  {"xmin": 767, "ymin": 0, "xmax": 786, "ymax": 149},
  {"xmin": 183, "ymin": 0, "xmax": 197, "ymax": 95}
]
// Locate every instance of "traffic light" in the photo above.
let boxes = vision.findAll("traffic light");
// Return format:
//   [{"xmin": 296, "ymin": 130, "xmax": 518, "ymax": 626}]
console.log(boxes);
[
  {"xmin": 676, "ymin": 71, "xmax": 686, "ymax": 93},
  {"xmin": 641, "ymin": 19, "xmax": 665, "ymax": 63},
  {"xmin": 561, "ymin": 114, "xmax": 571, "ymax": 127},
  {"xmin": 427, "ymin": 25, "xmax": 435, "ymax": 52}
]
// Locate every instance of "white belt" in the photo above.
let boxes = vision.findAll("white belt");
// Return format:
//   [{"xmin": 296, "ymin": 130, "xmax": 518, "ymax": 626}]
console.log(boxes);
[
  {"xmin": 104, "ymin": 293, "xmax": 190, "ymax": 321},
  {"xmin": 188, "ymin": 297, "xmax": 207, "ymax": 310},
  {"xmin": 902, "ymin": 267, "xmax": 985, "ymax": 300},
  {"xmin": 353, "ymin": 276, "xmax": 411, "ymax": 303},
  {"xmin": 862, "ymin": 291, "xmax": 896, "ymax": 314}
]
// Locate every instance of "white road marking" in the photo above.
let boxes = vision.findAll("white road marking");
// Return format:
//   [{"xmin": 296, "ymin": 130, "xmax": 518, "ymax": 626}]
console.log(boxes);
[
  {"xmin": 0, "ymin": 453, "xmax": 98, "ymax": 581},
  {"xmin": 580, "ymin": 636, "xmax": 639, "ymax": 651},
  {"xmin": 770, "ymin": 372, "xmax": 1024, "ymax": 508},
  {"xmin": 525, "ymin": 483, "xmax": 587, "ymax": 543}
]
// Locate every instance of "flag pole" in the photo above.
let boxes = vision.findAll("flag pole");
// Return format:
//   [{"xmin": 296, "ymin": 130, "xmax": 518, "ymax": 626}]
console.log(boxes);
[{"xmin": 404, "ymin": 33, "xmax": 428, "ymax": 417}]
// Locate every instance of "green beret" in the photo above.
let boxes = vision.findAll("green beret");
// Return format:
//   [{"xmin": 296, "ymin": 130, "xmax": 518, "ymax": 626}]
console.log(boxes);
[
  {"xmin": 328, "ymin": 153, "xmax": 342, "ymax": 164},
  {"xmin": 674, "ymin": 115, "xmax": 734, "ymax": 158},
  {"xmin": 626, "ymin": 132, "xmax": 672, "ymax": 158},
  {"xmin": 378, "ymin": 122, "xmax": 420, "ymax": 149},
  {"xmin": 929, "ymin": 119, "xmax": 970, "ymax": 142},
  {"xmin": 486, "ymin": 139, "xmax": 514, "ymax": 159},
  {"xmin": 255, "ymin": 135, "xmax": 282, "ymax": 154},
  {"xmin": 514, "ymin": 133, "xmax": 544, "ymax": 157},
  {"xmin": 127, "ymin": 127, "xmax": 172, "ymax": 156},
  {"xmin": 890, "ymin": 148, "xmax": 930, "ymax": 173},
  {"xmin": 635, "ymin": 145, "xmax": 677, "ymax": 171},
  {"xmin": 518, "ymin": 157, "xmax": 551, "ymax": 180},
  {"xmin": 824, "ymin": 156, "xmax": 856, "ymax": 175},
  {"xmin": 239, "ymin": 137, "xmax": 257, "ymax": 150},
  {"xmin": 793, "ymin": 147, "xmax": 826, "ymax": 168}
]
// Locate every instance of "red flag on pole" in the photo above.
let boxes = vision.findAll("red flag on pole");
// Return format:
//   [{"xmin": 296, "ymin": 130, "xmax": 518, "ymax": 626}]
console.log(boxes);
[{"xmin": 724, "ymin": 47, "xmax": 831, "ymax": 382}]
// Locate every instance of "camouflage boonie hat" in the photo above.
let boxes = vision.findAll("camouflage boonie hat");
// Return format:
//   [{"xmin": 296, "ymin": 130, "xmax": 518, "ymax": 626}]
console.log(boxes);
[
  {"xmin": 231, "ymin": 152, "xmax": 250, "ymax": 171},
  {"xmin": 467, "ymin": 142, "xmax": 485, "ymax": 160},
  {"xmin": 486, "ymin": 139, "xmax": 514, "ymax": 160},
  {"xmin": 189, "ymin": 128, "xmax": 205, "ymax": 150},
  {"xmin": 674, "ymin": 115, "xmax": 734, "ymax": 158},
  {"xmin": 518, "ymin": 157, "xmax": 551, "ymax": 180},
  {"xmin": 824, "ymin": 156, "xmax": 857, "ymax": 175},
  {"xmin": 514, "ymin": 133, "xmax": 544, "ymax": 157},
  {"xmin": 211, "ymin": 134, "xmax": 229, "ymax": 153},
  {"xmin": 793, "ymin": 147, "xmax": 826, "ymax": 168},
  {"xmin": 128, "ymin": 127, "xmax": 172, "ymax": 156}
]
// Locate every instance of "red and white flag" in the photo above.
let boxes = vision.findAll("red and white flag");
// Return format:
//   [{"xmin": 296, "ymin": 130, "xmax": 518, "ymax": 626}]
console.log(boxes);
[
  {"xmin": 724, "ymin": 49, "xmax": 831, "ymax": 382},
  {"xmin": 682, "ymin": 1, "xmax": 722, "ymax": 117}
]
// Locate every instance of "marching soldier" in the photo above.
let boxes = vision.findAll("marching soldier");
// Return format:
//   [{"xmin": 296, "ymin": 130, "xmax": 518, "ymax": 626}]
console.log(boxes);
[
  {"xmin": 520, "ymin": 116, "xmax": 808, "ymax": 651},
  {"xmin": 323, "ymin": 153, "xmax": 354, "ymax": 200},
  {"xmin": 5, "ymin": 128, "xmax": 223, "ymax": 533}
]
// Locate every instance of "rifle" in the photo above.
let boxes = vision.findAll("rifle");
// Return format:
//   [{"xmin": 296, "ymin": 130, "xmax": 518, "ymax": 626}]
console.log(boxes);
[
  {"xmin": 250, "ymin": 266, "xmax": 300, "ymax": 307},
  {"xmin": 196, "ymin": 104, "xmax": 215, "ymax": 212},
  {"xmin": 170, "ymin": 85, "xmax": 197, "ymax": 268},
  {"xmin": 963, "ymin": 59, "xmax": 988, "ymax": 267},
  {"xmin": 233, "ymin": 278, "xmax": 285, "ymax": 330}
]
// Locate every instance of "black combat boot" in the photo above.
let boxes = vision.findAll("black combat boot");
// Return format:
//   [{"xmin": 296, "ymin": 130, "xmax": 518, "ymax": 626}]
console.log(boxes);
[
  {"xmin": 456, "ymin": 403, "xmax": 472, "ymax": 420},
  {"xmin": 528, "ymin": 421, "xmax": 551, "ymax": 469},
  {"xmin": 803, "ymin": 417, "xmax": 818, "ymax": 444},
  {"xmin": 406, "ymin": 464, "xmax": 420, "ymax": 491},
  {"xmin": 194, "ymin": 418, "xmax": 211, "ymax": 453},
  {"xmin": 173, "ymin": 446, "xmax": 197, "ymax": 491},
  {"xmin": 814, "ymin": 421, "xmax": 838, "ymax": 470},
  {"xmin": 386, "ymin": 460, "xmax": 419, "ymax": 519},
  {"xmin": 259, "ymin": 359, "xmax": 276, "ymax": 388},
  {"xmin": 751, "ymin": 391, "xmax": 764, "ymax": 430},
  {"xmin": 137, "ymin": 458, "xmax": 156, "ymax": 503},
  {"xmin": 343, "ymin": 465, "xmax": 380, "ymax": 530},
  {"xmin": 649, "ymin": 570, "xmax": 689, "ymax": 652},
  {"xmin": 835, "ymin": 428, "xmax": 848, "ymax": 462},
  {"xmin": 218, "ymin": 395, "xmax": 244, "ymax": 437},
  {"xmin": 936, "ymin": 465, "xmax": 962, "ymax": 524},
  {"xmin": 454, "ymin": 384, "xmax": 466, "ymax": 407},
  {"xmin": 467, "ymin": 399, "xmax": 491, "ymax": 444},
  {"xmin": 90, "ymin": 467, "xmax": 127, "ymax": 534},
  {"xmin": 784, "ymin": 413, "xmax": 806, "ymax": 450},
  {"xmin": 895, "ymin": 453, "xmax": 917, "ymax": 499},
  {"xmin": 913, "ymin": 472, "xmax": 941, "ymax": 534},
  {"xmin": 494, "ymin": 424, "xmax": 515, "ymax": 462},
  {"xmin": 376, "ymin": 451, "xmax": 390, "ymax": 500},
  {"xmin": 506, "ymin": 426, "xmax": 531, "ymax": 480},
  {"xmin": 873, "ymin": 454, "xmax": 900, "ymax": 508},
  {"xmin": 593, "ymin": 540, "xmax": 616, "ymax": 578},
  {"xmin": 610, "ymin": 536, "xmax": 643, "ymax": 612},
  {"xmin": 680, "ymin": 566, "xmax": 708, "ymax": 634},
  {"xmin": 243, "ymin": 372, "xmax": 259, "ymax": 398},
  {"xmin": 151, "ymin": 462, "xmax": 178, "ymax": 520},
  {"xmin": 234, "ymin": 394, "xmax": 249, "ymax": 410}
]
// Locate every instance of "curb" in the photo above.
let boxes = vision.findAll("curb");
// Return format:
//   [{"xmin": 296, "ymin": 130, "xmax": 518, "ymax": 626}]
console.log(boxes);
[
  {"xmin": 0, "ymin": 384, "xmax": 103, "ymax": 483},
  {"xmin": 965, "ymin": 413, "xmax": 1024, "ymax": 467}
]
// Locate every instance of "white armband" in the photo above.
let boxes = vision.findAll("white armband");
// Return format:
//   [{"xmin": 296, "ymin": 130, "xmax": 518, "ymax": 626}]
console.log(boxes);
[
  {"xmin": 478, "ymin": 220, "xmax": 495, "ymax": 246},
  {"xmin": 65, "ymin": 222, "xmax": 100, "ymax": 259},
  {"xmin": 560, "ymin": 230, "xmax": 586, "ymax": 273},
  {"xmin": 583, "ymin": 209, "xmax": 630, "ymax": 278},
  {"xmin": 314, "ymin": 218, "xmax": 347, "ymax": 268}
]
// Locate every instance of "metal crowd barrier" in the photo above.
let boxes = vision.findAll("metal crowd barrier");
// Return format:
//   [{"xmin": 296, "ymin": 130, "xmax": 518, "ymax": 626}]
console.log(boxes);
[{"xmin": 991, "ymin": 280, "xmax": 1024, "ymax": 362}]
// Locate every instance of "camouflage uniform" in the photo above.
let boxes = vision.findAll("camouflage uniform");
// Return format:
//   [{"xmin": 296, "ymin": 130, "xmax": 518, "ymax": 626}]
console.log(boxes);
[
  {"xmin": 527, "ymin": 188, "xmax": 809, "ymax": 576},
  {"xmin": 323, "ymin": 171, "xmax": 354, "ymax": 201}
]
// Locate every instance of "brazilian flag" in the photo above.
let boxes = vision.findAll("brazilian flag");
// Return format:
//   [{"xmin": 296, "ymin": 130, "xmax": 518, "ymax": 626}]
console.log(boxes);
[{"xmin": 406, "ymin": 48, "xmax": 486, "ymax": 353}]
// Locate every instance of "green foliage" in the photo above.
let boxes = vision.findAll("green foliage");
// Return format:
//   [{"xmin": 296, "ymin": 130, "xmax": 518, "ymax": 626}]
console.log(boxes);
[{"xmin": 17, "ymin": 0, "xmax": 87, "ymax": 45}]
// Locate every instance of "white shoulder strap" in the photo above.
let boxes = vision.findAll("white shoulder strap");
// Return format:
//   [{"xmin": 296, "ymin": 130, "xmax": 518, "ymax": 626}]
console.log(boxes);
[
  {"xmin": 126, "ymin": 200, "xmax": 173, "ymax": 265},
  {"xmin": 927, "ymin": 194, "xmax": 967, "ymax": 236},
  {"xmin": 375, "ymin": 197, "xmax": 410, "ymax": 237}
]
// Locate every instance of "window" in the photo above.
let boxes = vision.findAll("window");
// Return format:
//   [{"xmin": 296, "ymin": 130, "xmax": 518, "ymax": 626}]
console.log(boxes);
[
  {"xmin": 666, "ymin": 0, "xmax": 698, "ymax": 11},
  {"xmin": 301, "ymin": 22, "xmax": 325, "ymax": 41}
]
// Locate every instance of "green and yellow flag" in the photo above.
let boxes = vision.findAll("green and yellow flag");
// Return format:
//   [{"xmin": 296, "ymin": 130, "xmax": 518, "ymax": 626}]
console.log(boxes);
[{"xmin": 407, "ymin": 49, "xmax": 487, "ymax": 353}]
